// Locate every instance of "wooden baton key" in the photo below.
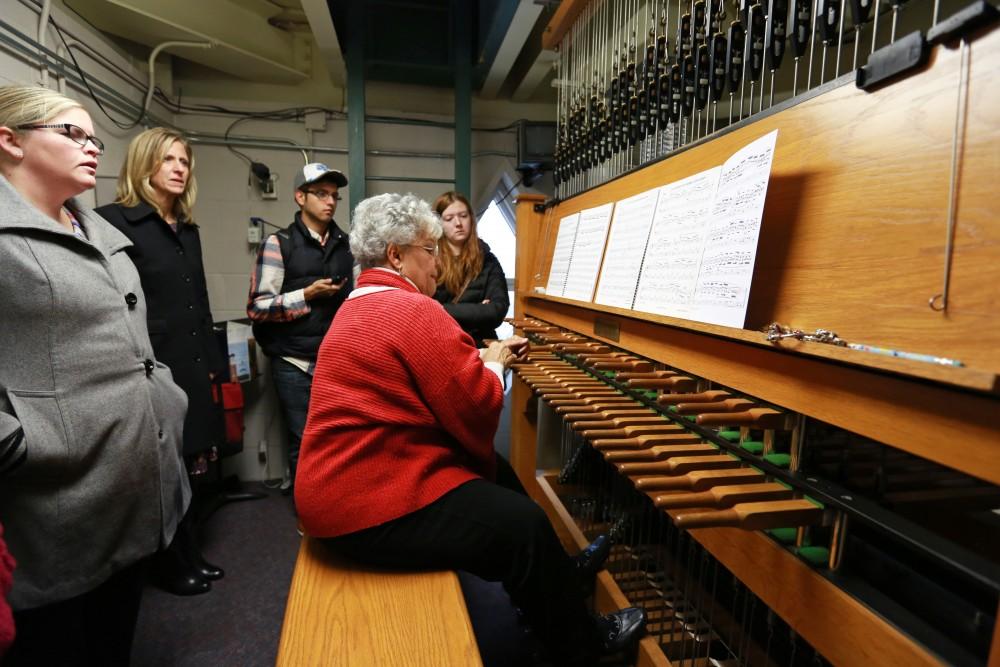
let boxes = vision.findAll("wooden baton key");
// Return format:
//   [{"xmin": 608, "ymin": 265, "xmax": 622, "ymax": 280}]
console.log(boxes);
[
  {"xmin": 672, "ymin": 499, "xmax": 823, "ymax": 530},
  {"xmin": 675, "ymin": 398, "xmax": 755, "ymax": 415},
  {"xmin": 591, "ymin": 434, "xmax": 706, "ymax": 451},
  {"xmin": 563, "ymin": 408, "xmax": 654, "ymax": 424},
  {"xmin": 657, "ymin": 390, "xmax": 731, "ymax": 405},
  {"xmin": 625, "ymin": 376, "xmax": 698, "ymax": 392},
  {"xmin": 632, "ymin": 467, "xmax": 766, "ymax": 491},
  {"xmin": 615, "ymin": 370, "xmax": 678, "ymax": 381},
  {"xmin": 653, "ymin": 482, "xmax": 794, "ymax": 509},
  {"xmin": 696, "ymin": 408, "xmax": 784, "ymax": 428},
  {"xmin": 573, "ymin": 415, "xmax": 673, "ymax": 431},
  {"xmin": 549, "ymin": 395, "xmax": 634, "ymax": 408},
  {"xmin": 580, "ymin": 424, "xmax": 687, "ymax": 439},
  {"xmin": 554, "ymin": 399, "xmax": 641, "ymax": 415}
]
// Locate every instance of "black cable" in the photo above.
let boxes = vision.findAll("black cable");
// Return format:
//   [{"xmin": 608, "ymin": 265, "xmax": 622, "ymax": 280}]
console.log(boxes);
[
  {"xmin": 477, "ymin": 175, "xmax": 524, "ymax": 219},
  {"xmin": 223, "ymin": 116, "xmax": 256, "ymax": 166},
  {"xmin": 50, "ymin": 16, "xmax": 144, "ymax": 130}
]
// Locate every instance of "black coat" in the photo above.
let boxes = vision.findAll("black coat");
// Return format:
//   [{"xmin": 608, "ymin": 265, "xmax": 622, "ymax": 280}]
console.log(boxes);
[
  {"xmin": 96, "ymin": 202, "xmax": 225, "ymax": 457},
  {"xmin": 433, "ymin": 240, "xmax": 510, "ymax": 348}
]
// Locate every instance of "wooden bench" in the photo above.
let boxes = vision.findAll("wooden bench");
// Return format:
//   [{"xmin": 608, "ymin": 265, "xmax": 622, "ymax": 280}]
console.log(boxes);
[{"xmin": 277, "ymin": 536, "xmax": 483, "ymax": 666}]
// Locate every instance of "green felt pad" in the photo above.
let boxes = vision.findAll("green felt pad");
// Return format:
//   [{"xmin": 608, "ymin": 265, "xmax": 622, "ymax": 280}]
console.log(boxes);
[
  {"xmin": 795, "ymin": 546, "xmax": 830, "ymax": 566},
  {"xmin": 763, "ymin": 453, "xmax": 791, "ymax": 468},
  {"xmin": 767, "ymin": 527, "xmax": 798, "ymax": 544}
]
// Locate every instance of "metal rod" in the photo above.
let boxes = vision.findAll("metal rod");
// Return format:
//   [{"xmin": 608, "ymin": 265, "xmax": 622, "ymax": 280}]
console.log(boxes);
[{"xmin": 930, "ymin": 39, "xmax": 971, "ymax": 313}]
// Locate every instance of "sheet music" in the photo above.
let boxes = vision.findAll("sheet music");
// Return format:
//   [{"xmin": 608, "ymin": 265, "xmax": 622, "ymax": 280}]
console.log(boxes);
[
  {"xmin": 593, "ymin": 189, "xmax": 659, "ymax": 309},
  {"xmin": 544, "ymin": 212, "xmax": 580, "ymax": 297},
  {"xmin": 563, "ymin": 203, "xmax": 615, "ymax": 302},
  {"xmin": 691, "ymin": 129, "xmax": 778, "ymax": 327},
  {"xmin": 633, "ymin": 167, "xmax": 722, "ymax": 317}
]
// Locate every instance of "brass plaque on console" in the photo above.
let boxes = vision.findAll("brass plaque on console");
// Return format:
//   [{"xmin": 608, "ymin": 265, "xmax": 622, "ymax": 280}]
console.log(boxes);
[{"xmin": 594, "ymin": 318, "xmax": 620, "ymax": 342}]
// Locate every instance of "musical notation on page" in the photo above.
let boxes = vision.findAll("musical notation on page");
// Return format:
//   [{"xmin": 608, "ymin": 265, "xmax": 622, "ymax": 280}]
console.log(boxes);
[
  {"xmin": 692, "ymin": 130, "xmax": 778, "ymax": 327},
  {"xmin": 633, "ymin": 167, "xmax": 721, "ymax": 317},
  {"xmin": 542, "ymin": 130, "xmax": 778, "ymax": 330},
  {"xmin": 563, "ymin": 203, "xmax": 614, "ymax": 302},
  {"xmin": 594, "ymin": 189, "xmax": 660, "ymax": 309},
  {"xmin": 544, "ymin": 213, "xmax": 580, "ymax": 297}
]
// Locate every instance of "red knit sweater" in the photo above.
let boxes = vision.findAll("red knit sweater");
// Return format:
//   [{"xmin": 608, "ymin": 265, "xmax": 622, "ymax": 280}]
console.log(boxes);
[{"xmin": 295, "ymin": 269, "xmax": 503, "ymax": 538}]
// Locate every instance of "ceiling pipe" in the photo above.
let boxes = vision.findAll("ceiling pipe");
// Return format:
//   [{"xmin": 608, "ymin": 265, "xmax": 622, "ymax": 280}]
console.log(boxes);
[
  {"xmin": 143, "ymin": 40, "xmax": 215, "ymax": 124},
  {"xmin": 36, "ymin": 0, "xmax": 51, "ymax": 87}
]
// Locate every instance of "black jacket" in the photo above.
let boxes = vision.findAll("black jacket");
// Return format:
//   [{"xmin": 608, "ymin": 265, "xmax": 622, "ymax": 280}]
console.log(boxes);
[
  {"xmin": 433, "ymin": 240, "xmax": 509, "ymax": 348},
  {"xmin": 96, "ymin": 202, "xmax": 225, "ymax": 457},
  {"xmin": 253, "ymin": 213, "xmax": 354, "ymax": 360}
]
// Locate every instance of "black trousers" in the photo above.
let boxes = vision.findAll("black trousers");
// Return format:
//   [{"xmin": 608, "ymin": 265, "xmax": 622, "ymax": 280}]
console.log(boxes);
[
  {"xmin": 5, "ymin": 559, "xmax": 147, "ymax": 666},
  {"xmin": 322, "ymin": 456, "xmax": 599, "ymax": 666}
]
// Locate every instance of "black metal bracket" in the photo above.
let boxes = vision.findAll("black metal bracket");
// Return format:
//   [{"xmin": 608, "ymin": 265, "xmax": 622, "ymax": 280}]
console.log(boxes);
[
  {"xmin": 857, "ymin": 31, "xmax": 930, "ymax": 90},
  {"xmin": 927, "ymin": 0, "xmax": 1000, "ymax": 45},
  {"xmin": 533, "ymin": 197, "xmax": 562, "ymax": 213}
]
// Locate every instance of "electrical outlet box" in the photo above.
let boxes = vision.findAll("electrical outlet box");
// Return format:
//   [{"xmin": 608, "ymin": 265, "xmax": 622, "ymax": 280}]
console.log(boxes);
[
  {"xmin": 247, "ymin": 225, "xmax": 262, "ymax": 244},
  {"xmin": 260, "ymin": 175, "xmax": 278, "ymax": 200},
  {"xmin": 304, "ymin": 110, "xmax": 327, "ymax": 131}
]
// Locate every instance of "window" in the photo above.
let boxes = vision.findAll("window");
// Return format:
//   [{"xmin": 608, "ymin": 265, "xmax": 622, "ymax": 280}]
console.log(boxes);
[{"xmin": 477, "ymin": 200, "xmax": 516, "ymax": 340}]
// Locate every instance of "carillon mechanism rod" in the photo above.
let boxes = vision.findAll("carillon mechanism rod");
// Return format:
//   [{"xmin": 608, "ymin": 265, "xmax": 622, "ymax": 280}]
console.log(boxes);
[
  {"xmin": 930, "ymin": 35, "xmax": 971, "ymax": 312},
  {"xmin": 548, "ymin": 0, "xmax": 984, "ymax": 203}
]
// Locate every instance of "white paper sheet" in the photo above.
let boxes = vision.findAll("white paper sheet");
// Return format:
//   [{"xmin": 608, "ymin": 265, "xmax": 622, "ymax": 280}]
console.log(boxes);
[
  {"xmin": 691, "ymin": 129, "xmax": 778, "ymax": 327},
  {"xmin": 594, "ymin": 189, "xmax": 660, "ymax": 309},
  {"xmin": 562, "ymin": 203, "xmax": 615, "ymax": 302},
  {"xmin": 544, "ymin": 212, "xmax": 580, "ymax": 297},
  {"xmin": 632, "ymin": 167, "xmax": 722, "ymax": 317}
]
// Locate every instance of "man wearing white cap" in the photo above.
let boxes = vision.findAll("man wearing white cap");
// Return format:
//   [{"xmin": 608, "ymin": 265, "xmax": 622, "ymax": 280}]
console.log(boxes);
[{"xmin": 247, "ymin": 163, "xmax": 352, "ymax": 498}]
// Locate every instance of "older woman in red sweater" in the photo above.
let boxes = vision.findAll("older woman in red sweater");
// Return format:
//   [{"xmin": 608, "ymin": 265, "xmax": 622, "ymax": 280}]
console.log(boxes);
[{"xmin": 295, "ymin": 193, "xmax": 645, "ymax": 667}]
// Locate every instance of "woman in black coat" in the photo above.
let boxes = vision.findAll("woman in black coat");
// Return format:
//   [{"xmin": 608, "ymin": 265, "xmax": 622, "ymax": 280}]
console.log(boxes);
[
  {"xmin": 432, "ymin": 191, "xmax": 510, "ymax": 348},
  {"xmin": 97, "ymin": 128, "xmax": 225, "ymax": 596}
]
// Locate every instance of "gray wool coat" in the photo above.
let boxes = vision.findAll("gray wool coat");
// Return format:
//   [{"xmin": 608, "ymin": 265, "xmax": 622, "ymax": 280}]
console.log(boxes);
[{"xmin": 0, "ymin": 175, "xmax": 191, "ymax": 610}]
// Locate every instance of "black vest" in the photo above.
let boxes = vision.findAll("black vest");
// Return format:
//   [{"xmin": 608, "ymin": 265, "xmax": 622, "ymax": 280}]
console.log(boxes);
[{"xmin": 253, "ymin": 213, "xmax": 353, "ymax": 360}]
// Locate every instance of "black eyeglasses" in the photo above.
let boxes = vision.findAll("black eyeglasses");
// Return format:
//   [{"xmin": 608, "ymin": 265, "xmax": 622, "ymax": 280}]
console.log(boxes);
[
  {"xmin": 16, "ymin": 123, "xmax": 105, "ymax": 155},
  {"xmin": 305, "ymin": 190, "xmax": 342, "ymax": 201}
]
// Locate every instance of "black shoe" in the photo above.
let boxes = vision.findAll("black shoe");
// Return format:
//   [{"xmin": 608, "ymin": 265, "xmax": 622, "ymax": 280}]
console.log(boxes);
[
  {"xmin": 175, "ymin": 518, "xmax": 225, "ymax": 581},
  {"xmin": 152, "ymin": 549, "xmax": 212, "ymax": 596},
  {"xmin": 574, "ymin": 534, "xmax": 612, "ymax": 581},
  {"xmin": 194, "ymin": 560, "xmax": 224, "ymax": 581},
  {"xmin": 158, "ymin": 568, "xmax": 212, "ymax": 596},
  {"xmin": 594, "ymin": 607, "xmax": 646, "ymax": 654}
]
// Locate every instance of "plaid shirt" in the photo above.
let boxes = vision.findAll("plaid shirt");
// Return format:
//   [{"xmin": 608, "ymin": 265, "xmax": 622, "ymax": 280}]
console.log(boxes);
[{"xmin": 247, "ymin": 226, "xmax": 329, "ymax": 375}]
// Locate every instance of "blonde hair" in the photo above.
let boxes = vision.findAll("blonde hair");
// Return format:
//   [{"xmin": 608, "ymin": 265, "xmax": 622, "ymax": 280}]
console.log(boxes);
[
  {"xmin": 115, "ymin": 127, "xmax": 197, "ymax": 223},
  {"xmin": 433, "ymin": 191, "xmax": 482, "ymax": 298},
  {"xmin": 0, "ymin": 85, "xmax": 82, "ymax": 131}
]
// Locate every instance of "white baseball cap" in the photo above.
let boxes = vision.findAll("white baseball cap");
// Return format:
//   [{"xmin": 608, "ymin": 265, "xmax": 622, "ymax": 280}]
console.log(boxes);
[{"xmin": 294, "ymin": 163, "xmax": 348, "ymax": 190}]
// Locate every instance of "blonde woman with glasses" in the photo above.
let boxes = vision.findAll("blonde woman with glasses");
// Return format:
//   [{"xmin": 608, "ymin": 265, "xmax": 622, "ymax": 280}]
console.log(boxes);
[
  {"xmin": 97, "ymin": 128, "xmax": 227, "ymax": 597},
  {"xmin": 0, "ymin": 85, "xmax": 189, "ymax": 665}
]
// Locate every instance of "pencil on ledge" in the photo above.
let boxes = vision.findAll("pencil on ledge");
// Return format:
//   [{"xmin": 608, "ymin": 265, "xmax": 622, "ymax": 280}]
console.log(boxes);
[{"xmin": 846, "ymin": 343, "xmax": 964, "ymax": 367}]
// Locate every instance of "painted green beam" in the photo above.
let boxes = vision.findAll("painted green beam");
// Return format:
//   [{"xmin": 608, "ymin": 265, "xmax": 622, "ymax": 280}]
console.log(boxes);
[
  {"xmin": 452, "ymin": 0, "xmax": 472, "ymax": 197},
  {"xmin": 347, "ymin": 0, "xmax": 367, "ymax": 215}
]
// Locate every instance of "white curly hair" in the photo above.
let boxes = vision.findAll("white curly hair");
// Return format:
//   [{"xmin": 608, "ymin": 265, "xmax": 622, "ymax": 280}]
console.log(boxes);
[{"xmin": 350, "ymin": 193, "xmax": 443, "ymax": 270}]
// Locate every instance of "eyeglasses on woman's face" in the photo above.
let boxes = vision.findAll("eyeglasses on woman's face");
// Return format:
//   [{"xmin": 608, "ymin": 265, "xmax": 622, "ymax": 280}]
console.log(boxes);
[
  {"xmin": 408, "ymin": 244, "xmax": 439, "ymax": 257},
  {"xmin": 305, "ymin": 189, "xmax": 342, "ymax": 201},
  {"xmin": 16, "ymin": 123, "xmax": 105, "ymax": 155}
]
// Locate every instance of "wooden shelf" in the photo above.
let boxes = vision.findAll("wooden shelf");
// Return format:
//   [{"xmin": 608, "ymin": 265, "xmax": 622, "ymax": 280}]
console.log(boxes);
[
  {"xmin": 520, "ymin": 301, "xmax": 1000, "ymax": 488},
  {"xmin": 522, "ymin": 292, "xmax": 999, "ymax": 394}
]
